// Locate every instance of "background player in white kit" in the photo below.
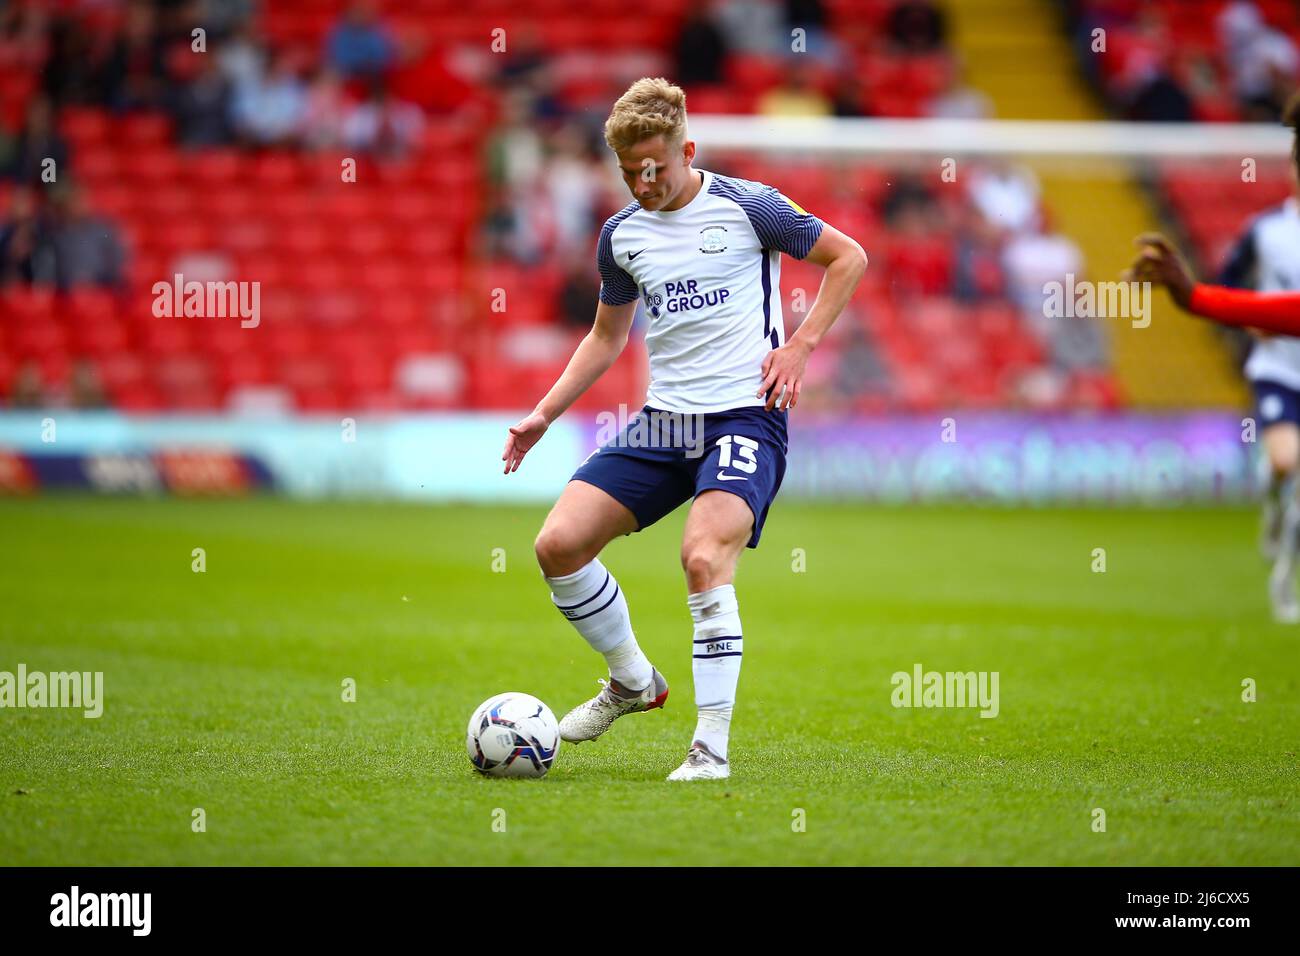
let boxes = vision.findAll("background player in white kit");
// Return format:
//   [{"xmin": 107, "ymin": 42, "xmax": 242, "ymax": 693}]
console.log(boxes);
[
  {"xmin": 501, "ymin": 78, "xmax": 867, "ymax": 780},
  {"xmin": 1218, "ymin": 129, "xmax": 1300, "ymax": 622}
]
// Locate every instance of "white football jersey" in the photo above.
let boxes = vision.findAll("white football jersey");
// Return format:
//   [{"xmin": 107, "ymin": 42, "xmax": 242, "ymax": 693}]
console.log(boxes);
[
  {"xmin": 1223, "ymin": 198, "xmax": 1300, "ymax": 389},
  {"xmin": 597, "ymin": 169, "xmax": 824, "ymax": 414}
]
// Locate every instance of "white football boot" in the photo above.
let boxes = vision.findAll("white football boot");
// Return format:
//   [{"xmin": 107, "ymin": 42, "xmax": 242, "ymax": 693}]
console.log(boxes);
[
  {"xmin": 558, "ymin": 669, "xmax": 669, "ymax": 743},
  {"xmin": 666, "ymin": 741, "xmax": 730, "ymax": 781}
]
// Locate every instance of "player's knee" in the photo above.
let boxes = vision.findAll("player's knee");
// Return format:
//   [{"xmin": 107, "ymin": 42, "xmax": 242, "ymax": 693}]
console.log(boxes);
[
  {"xmin": 534, "ymin": 526, "xmax": 589, "ymax": 578},
  {"xmin": 681, "ymin": 543, "xmax": 726, "ymax": 588}
]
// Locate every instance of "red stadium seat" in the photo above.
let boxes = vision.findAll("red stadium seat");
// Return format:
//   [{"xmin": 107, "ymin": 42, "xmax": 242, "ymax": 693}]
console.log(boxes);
[{"xmin": 1, "ymin": 286, "xmax": 57, "ymax": 322}]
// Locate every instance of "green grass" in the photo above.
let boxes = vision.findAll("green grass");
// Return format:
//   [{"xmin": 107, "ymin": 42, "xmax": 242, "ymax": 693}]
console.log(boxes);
[{"xmin": 0, "ymin": 497, "xmax": 1296, "ymax": 865}]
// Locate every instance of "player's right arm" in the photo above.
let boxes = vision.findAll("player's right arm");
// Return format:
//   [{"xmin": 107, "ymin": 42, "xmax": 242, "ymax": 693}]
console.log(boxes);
[
  {"xmin": 1187, "ymin": 285, "xmax": 1300, "ymax": 333},
  {"xmin": 501, "ymin": 299, "xmax": 637, "ymax": 474},
  {"xmin": 1126, "ymin": 232, "xmax": 1300, "ymax": 335}
]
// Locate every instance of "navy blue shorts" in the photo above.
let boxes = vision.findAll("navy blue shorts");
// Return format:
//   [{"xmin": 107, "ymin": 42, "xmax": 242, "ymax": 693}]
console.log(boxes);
[
  {"xmin": 1253, "ymin": 380, "xmax": 1300, "ymax": 429},
  {"xmin": 570, "ymin": 405, "xmax": 789, "ymax": 549}
]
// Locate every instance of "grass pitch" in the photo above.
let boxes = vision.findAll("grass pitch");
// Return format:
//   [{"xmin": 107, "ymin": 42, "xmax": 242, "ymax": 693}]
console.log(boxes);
[{"xmin": 1, "ymin": 497, "xmax": 1296, "ymax": 865}]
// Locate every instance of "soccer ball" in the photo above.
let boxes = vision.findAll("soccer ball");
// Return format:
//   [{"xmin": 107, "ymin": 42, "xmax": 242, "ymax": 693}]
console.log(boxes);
[{"xmin": 466, "ymin": 692, "xmax": 560, "ymax": 778}]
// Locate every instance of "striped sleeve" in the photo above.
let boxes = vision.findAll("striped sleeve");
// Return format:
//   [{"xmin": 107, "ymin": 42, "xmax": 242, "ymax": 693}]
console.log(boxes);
[
  {"xmin": 596, "ymin": 213, "xmax": 639, "ymax": 306},
  {"xmin": 713, "ymin": 177, "xmax": 824, "ymax": 258}
]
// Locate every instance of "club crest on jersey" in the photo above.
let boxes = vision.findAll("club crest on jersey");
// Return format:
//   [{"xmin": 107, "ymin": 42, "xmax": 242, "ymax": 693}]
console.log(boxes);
[
  {"xmin": 699, "ymin": 224, "xmax": 728, "ymax": 254},
  {"xmin": 643, "ymin": 287, "xmax": 663, "ymax": 317}
]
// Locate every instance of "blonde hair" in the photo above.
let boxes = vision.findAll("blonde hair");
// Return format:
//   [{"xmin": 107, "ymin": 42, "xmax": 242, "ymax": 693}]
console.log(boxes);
[{"xmin": 604, "ymin": 77, "xmax": 688, "ymax": 153}]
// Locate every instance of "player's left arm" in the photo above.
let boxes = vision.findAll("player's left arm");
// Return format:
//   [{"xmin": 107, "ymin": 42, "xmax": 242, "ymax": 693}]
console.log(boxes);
[{"xmin": 757, "ymin": 223, "xmax": 868, "ymax": 411}]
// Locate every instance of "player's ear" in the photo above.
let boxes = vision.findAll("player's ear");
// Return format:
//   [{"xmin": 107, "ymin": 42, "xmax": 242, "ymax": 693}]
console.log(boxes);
[{"xmin": 682, "ymin": 139, "xmax": 696, "ymax": 165}]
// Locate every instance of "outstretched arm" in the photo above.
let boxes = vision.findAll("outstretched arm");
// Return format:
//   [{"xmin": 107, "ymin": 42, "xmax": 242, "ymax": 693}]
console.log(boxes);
[
  {"xmin": 1125, "ymin": 232, "xmax": 1300, "ymax": 335},
  {"xmin": 1187, "ymin": 285, "xmax": 1300, "ymax": 334},
  {"xmin": 502, "ymin": 299, "xmax": 637, "ymax": 474},
  {"xmin": 757, "ymin": 223, "xmax": 868, "ymax": 411}
]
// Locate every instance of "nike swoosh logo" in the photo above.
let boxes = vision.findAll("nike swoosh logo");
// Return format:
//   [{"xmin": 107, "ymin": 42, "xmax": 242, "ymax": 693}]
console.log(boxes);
[
  {"xmin": 627, "ymin": 249, "xmax": 646, "ymax": 261},
  {"xmin": 716, "ymin": 472, "xmax": 748, "ymax": 482}
]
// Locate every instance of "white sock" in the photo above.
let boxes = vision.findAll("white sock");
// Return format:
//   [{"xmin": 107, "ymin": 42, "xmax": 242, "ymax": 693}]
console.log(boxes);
[
  {"xmin": 546, "ymin": 558, "xmax": 652, "ymax": 689},
  {"xmin": 1277, "ymin": 496, "xmax": 1300, "ymax": 577},
  {"xmin": 688, "ymin": 584, "xmax": 742, "ymax": 761},
  {"xmin": 1267, "ymin": 470, "xmax": 1289, "ymax": 509},
  {"xmin": 604, "ymin": 634, "xmax": 653, "ymax": 691}
]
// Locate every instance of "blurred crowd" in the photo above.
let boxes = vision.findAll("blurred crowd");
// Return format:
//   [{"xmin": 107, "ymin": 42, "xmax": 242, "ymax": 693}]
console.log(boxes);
[
  {"xmin": 479, "ymin": 0, "xmax": 983, "ymax": 329},
  {"xmin": 0, "ymin": 0, "xmax": 468, "ymax": 156},
  {"xmin": 1071, "ymin": 0, "xmax": 1299, "ymax": 122},
  {"xmin": 1, "ymin": 0, "xmax": 972, "ymax": 305},
  {"xmin": 0, "ymin": 0, "xmax": 1211, "ymax": 413},
  {"xmin": 0, "ymin": 0, "xmax": 483, "ymax": 298}
]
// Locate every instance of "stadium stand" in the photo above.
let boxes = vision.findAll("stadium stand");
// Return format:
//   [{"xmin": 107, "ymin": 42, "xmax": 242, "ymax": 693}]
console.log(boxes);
[{"xmin": 0, "ymin": 0, "xmax": 1119, "ymax": 414}]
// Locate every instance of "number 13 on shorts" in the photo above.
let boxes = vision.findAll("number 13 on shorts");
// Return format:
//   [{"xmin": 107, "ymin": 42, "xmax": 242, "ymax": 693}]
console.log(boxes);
[{"xmin": 716, "ymin": 434, "xmax": 759, "ymax": 477}]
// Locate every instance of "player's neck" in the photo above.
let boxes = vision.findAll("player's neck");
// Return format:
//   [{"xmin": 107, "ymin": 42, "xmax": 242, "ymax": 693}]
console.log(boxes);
[{"xmin": 660, "ymin": 168, "xmax": 704, "ymax": 212}]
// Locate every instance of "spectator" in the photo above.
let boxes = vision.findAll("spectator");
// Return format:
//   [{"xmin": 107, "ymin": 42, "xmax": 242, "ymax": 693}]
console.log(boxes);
[
  {"xmin": 951, "ymin": 206, "xmax": 1006, "ymax": 302},
  {"xmin": 69, "ymin": 360, "xmax": 108, "ymax": 409},
  {"xmin": 216, "ymin": 22, "xmax": 265, "ymax": 92},
  {"xmin": 481, "ymin": 190, "xmax": 520, "ymax": 262},
  {"xmin": 886, "ymin": 0, "xmax": 947, "ymax": 54},
  {"xmin": 757, "ymin": 67, "xmax": 832, "ymax": 116},
  {"xmin": 0, "ymin": 4, "xmax": 48, "ymax": 75},
  {"xmin": 1110, "ymin": 14, "xmax": 1193, "ymax": 122},
  {"xmin": 342, "ymin": 81, "xmax": 424, "ymax": 159},
  {"xmin": 926, "ymin": 59, "xmax": 993, "ymax": 119},
  {"xmin": 301, "ymin": 69, "xmax": 350, "ymax": 150},
  {"xmin": 497, "ymin": 25, "xmax": 548, "ymax": 87},
  {"xmin": 194, "ymin": 0, "xmax": 256, "ymax": 40},
  {"xmin": 6, "ymin": 96, "xmax": 69, "ymax": 185},
  {"xmin": 784, "ymin": 0, "xmax": 827, "ymax": 32},
  {"xmin": 325, "ymin": 0, "xmax": 395, "ymax": 81},
  {"xmin": 99, "ymin": 0, "xmax": 167, "ymax": 111},
  {"xmin": 544, "ymin": 124, "xmax": 604, "ymax": 259},
  {"xmin": 35, "ymin": 187, "xmax": 126, "ymax": 290},
  {"xmin": 558, "ymin": 252, "xmax": 601, "ymax": 329},
  {"xmin": 231, "ymin": 49, "xmax": 308, "ymax": 146},
  {"xmin": 1127, "ymin": 71, "xmax": 1193, "ymax": 122},
  {"xmin": 37, "ymin": 13, "xmax": 97, "ymax": 106},
  {"xmin": 388, "ymin": 30, "xmax": 478, "ymax": 117},
  {"xmin": 480, "ymin": 188, "xmax": 551, "ymax": 266},
  {"xmin": 1217, "ymin": 1, "xmax": 1298, "ymax": 121},
  {"xmin": 831, "ymin": 72, "xmax": 869, "ymax": 116},
  {"xmin": 486, "ymin": 89, "xmax": 545, "ymax": 191},
  {"xmin": 675, "ymin": 6, "xmax": 729, "ymax": 87},
  {"xmin": 167, "ymin": 46, "xmax": 234, "ymax": 147},
  {"xmin": 967, "ymin": 161, "xmax": 1041, "ymax": 236},
  {"xmin": 713, "ymin": 0, "xmax": 785, "ymax": 56},
  {"xmin": 8, "ymin": 361, "xmax": 47, "ymax": 409},
  {"xmin": 881, "ymin": 173, "xmax": 935, "ymax": 227},
  {"xmin": 832, "ymin": 321, "xmax": 893, "ymax": 403},
  {"xmin": 495, "ymin": 49, "xmax": 569, "ymax": 125},
  {"xmin": 780, "ymin": 0, "xmax": 846, "ymax": 64},
  {"xmin": 0, "ymin": 188, "xmax": 44, "ymax": 285},
  {"xmin": 1002, "ymin": 228, "xmax": 1108, "ymax": 369}
]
